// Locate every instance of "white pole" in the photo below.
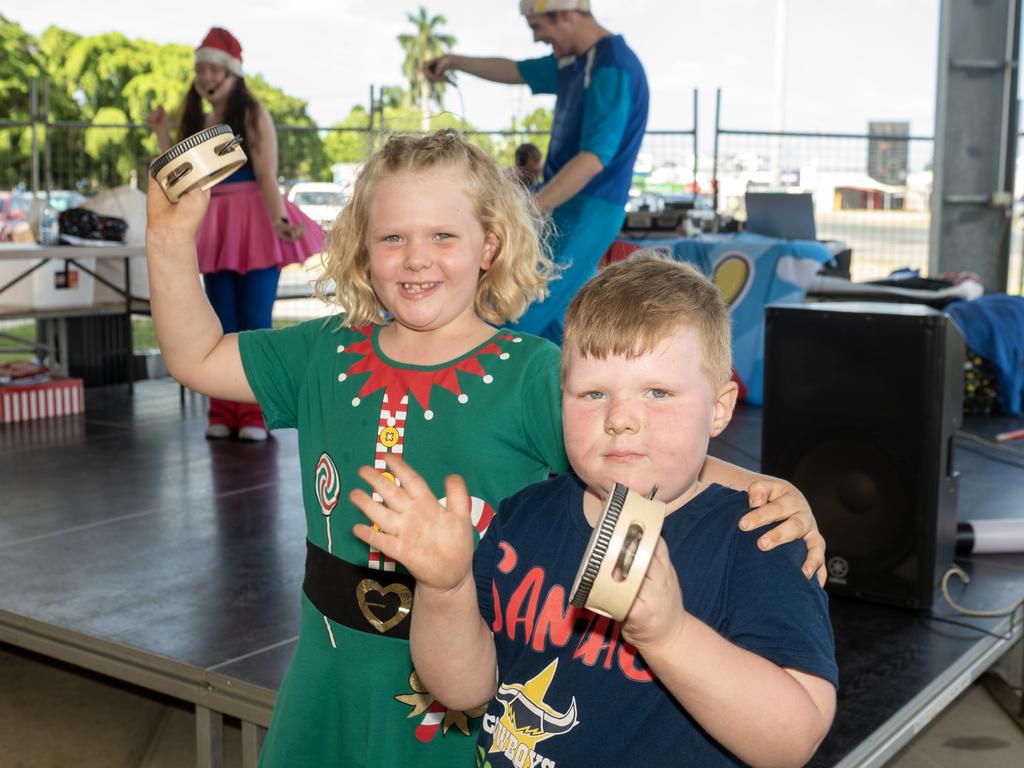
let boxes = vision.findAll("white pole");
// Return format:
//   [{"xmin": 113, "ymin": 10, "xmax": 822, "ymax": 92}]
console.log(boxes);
[{"xmin": 773, "ymin": 0, "xmax": 789, "ymax": 183}]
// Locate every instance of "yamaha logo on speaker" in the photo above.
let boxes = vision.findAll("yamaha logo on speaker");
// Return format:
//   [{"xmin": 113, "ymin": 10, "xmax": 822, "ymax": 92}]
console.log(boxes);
[{"xmin": 827, "ymin": 556, "xmax": 850, "ymax": 584}]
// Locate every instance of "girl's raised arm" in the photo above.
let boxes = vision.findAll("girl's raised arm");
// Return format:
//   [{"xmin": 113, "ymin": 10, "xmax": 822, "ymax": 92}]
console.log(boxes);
[{"xmin": 145, "ymin": 177, "xmax": 256, "ymax": 402}]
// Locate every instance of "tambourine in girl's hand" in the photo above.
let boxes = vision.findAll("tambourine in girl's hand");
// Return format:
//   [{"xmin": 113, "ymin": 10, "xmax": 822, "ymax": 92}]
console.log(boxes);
[{"xmin": 149, "ymin": 124, "xmax": 247, "ymax": 203}]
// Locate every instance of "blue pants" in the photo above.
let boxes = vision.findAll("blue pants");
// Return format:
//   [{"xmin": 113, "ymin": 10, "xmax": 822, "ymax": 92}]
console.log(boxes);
[
  {"xmin": 510, "ymin": 194, "xmax": 625, "ymax": 345},
  {"xmin": 203, "ymin": 267, "xmax": 281, "ymax": 429},
  {"xmin": 203, "ymin": 266, "xmax": 281, "ymax": 333}
]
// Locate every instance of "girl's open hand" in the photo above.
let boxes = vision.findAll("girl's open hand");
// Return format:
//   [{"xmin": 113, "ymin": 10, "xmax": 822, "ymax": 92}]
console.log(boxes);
[
  {"xmin": 145, "ymin": 176, "xmax": 210, "ymax": 248},
  {"xmin": 741, "ymin": 481, "xmax": 826, "ymax": 586},
  {"xmin": 350, "ymin": 456, "xmax": 475, "ymax": 594}
]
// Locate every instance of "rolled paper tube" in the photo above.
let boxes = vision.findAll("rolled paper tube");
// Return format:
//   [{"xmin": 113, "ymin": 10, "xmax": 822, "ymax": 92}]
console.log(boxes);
[{"xmin": 956, "ymin": 519, "xmax": 1024, "ymax": 555}]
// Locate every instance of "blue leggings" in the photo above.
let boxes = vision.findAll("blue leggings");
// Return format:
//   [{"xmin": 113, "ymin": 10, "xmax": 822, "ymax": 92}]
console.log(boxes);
[
  {"xmin": 203, "ymin": 266, "xmax": 281, "ymax": 333},
  {"xmin": 510, "ymin": 194, "xmax": 625, "ymax": 345}
]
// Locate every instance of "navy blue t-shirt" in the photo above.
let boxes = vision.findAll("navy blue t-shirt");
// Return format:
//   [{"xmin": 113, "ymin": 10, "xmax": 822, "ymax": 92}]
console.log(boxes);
[{"xmin": 472, "ymin": 473, "xmax": 838, "ymax": 767}]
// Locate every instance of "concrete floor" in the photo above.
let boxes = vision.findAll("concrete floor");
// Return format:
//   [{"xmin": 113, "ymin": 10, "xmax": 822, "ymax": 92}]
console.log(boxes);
[{"xmin": 1, "ymin": 642, "xmax": 1021, "ymax": 768}]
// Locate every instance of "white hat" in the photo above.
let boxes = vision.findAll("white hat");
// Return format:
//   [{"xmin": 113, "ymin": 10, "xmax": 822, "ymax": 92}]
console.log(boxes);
[{"xmin": 520, "ymin": 0, "xmax": 591, "ymax": 14}]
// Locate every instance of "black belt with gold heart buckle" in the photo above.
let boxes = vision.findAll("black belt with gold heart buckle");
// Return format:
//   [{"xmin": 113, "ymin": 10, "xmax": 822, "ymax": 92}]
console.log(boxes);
[{"xmin": 303, "ymin": 540, "xmax": 416, "ymax": 639}]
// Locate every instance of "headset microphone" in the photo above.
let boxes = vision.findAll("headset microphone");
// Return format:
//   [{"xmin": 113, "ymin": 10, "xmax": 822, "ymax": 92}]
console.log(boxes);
[{"xmin": 206, "ymin": 78, "xmax": 226, "ymax": 97}]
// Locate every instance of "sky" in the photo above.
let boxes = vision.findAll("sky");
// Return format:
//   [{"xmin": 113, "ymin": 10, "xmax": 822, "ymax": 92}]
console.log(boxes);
[{"xmin": 6, "ymin": 0, "xmax": 940, "ymax": 143}]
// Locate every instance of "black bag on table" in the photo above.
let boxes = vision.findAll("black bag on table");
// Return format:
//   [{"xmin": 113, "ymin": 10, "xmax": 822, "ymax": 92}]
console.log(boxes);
[{"xmin": 58, "ymin": 208, "xmax": 128, "ymax": 242}]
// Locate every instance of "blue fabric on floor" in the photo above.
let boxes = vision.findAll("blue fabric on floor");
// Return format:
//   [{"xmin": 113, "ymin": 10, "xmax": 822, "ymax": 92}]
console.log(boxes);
[{"xmin": 946, "ymin": 294, "xmax": 1024, "ymax": 415}]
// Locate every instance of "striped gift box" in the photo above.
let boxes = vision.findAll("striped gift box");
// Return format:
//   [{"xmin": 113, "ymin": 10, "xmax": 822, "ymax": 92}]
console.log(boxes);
[{"xmin": 0, "ymin": 379, "xmax": 85, "ymax": 423}]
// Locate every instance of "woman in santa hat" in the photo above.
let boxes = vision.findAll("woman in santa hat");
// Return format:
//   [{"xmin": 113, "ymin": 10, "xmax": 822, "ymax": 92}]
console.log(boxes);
[{"xmin": 148, "ymin": 27, "xmax": 324, "ymax": 442}]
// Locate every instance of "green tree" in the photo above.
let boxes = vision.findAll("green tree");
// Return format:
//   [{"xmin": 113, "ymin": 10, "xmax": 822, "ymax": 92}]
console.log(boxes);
[
  {"xmin": 323, "ymin": 106, "xmax": 374, "ymax": 165},
  {"xmin": 0, "ymin": 16, "xmax": 82, "ymax": 188},
  {"xmin": 322, "ymin": 100, "xmax": 495, "ymax": 172},
  {"xmin": 246, "ymin": 74, "xmax": 328, "ymax": 181},
  {"xmin": 29, "ymin": 24, "xmax": 329, "ymax": 188},
  {"xmin": 489, "ymin": 107, "xmax": 554, "ymax": 170},
  {"xmin": 397, "ymin": 6, "xmax": 455, "ymax": 131}
]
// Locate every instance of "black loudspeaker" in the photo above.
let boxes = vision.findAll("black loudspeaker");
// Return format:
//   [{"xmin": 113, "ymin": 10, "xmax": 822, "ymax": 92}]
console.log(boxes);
[{"xmin": 761, "ymin": 302, "xmax": 965, "ymax": 609}]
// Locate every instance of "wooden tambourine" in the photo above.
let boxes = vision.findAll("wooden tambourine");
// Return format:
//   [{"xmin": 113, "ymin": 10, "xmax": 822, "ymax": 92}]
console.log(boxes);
[
  {"xmin": 569, "ymin": 483, "xmax": 666, "ymax": 622},
  {"xmin": 149, "ymin": 124, "xmax": 246, "ymax": 203}
]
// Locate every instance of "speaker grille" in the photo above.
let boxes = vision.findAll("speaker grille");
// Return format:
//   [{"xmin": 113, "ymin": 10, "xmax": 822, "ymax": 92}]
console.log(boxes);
[{"xmin": 762, "ymin": 302, "xmax": 963, "ymax": 609}]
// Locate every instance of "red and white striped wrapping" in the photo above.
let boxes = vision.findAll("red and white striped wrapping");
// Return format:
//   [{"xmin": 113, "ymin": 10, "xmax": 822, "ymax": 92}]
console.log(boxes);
[
  {"xmin": 0, "ymin": 379, "xmax": 84, "ymax": 423},
  {"xmin": 369, "ymin": 393, "xmax": 408, "ymax": 571},
  {"xmin": 414, "ymin": 699, "xmax": 447, "ymax": 742}
]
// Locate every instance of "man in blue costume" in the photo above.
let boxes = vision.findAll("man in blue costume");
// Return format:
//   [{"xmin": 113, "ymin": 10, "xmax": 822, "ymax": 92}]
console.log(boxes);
[{"xmin": 425, "ymin": 0, "xmax": 649, "ymax": 344}]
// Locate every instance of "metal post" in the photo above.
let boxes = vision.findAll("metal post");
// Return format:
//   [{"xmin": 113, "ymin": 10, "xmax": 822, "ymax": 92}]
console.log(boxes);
[
  {"xmin": 692, "ymin": 89, "xmax": 699, "ymax": 194},
  {"xmin": 930, "ymin": 0, "xmax": 1021, "ymax": 290},
  {"xmin": 43, "ymin": 77, "xmax": 53, "ymax": 196},
  {"xmin": 30, "ymin": 79, "xmax": 40, "ymax": 195},
  {"xmin": 712, "ymin": 88, "xmax": 721, "ymax": 228},
  {"xmin": 375, "ymin": 85, "xmax": 386, "ymax": 137},
  {"xmin": 195, "ymin": 705, "xmax": 224, "ymax": 768}
]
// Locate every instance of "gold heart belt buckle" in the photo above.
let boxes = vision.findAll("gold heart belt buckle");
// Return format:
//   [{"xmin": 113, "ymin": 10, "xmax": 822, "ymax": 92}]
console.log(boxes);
[{"xmin": 356, "ymin": 578, "xmax": 413, "ymax": 634}]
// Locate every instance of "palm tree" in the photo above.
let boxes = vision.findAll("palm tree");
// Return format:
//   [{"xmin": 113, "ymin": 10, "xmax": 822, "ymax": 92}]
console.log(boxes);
[{"xmin": 398, "ymin": 6, "xmax": 456, "ymax": 132}]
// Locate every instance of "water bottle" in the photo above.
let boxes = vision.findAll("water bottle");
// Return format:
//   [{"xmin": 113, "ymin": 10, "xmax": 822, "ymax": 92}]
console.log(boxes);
[{"xmin": 39, "ymin": 203, "xmax": 60, "ymax": 246}]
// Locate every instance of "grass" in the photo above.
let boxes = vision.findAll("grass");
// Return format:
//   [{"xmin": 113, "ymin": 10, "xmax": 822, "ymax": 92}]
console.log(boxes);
[{"xmin": 0, "ymin": 323, "xmax": 36, "ymax": 365}]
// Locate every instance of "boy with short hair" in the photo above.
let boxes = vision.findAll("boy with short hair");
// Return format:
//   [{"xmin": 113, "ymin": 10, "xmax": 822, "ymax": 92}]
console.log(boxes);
[{"xmin": 352, "ymin": 252, "xmax": 838, "ymax": 767}]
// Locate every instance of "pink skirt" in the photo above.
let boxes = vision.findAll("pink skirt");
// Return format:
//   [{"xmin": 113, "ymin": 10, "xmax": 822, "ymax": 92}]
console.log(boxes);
[{"xmin": 196, "ymin": 181, "xmax": 326, "ymax": 274}]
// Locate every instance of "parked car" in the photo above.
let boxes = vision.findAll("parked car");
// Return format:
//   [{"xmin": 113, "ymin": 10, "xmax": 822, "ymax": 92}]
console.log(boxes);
[
  {"xmin": 0, "ymin": 191, "xmax": 33, "ymax": 241},
  {"xmin": 287, "ymin": 182, "xmax": 346, "ymax": 230}
]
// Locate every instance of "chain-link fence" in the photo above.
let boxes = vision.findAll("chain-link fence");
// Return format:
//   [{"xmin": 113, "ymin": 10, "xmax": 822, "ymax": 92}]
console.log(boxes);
[
  {"xmin": 6, "ymin": 81, "xmax": 1023, "ymax": 344},
  {"xmin": 1, "ymin": 105, "xmax": 694, "ymax": 329},
  {"xmin": 712, "ymin": 126, "xmax": 935, "ymax": 283}
]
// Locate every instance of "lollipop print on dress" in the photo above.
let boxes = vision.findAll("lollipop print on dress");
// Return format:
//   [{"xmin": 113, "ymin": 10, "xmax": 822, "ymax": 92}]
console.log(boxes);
[{"xmin": 315, "ymin": 452, "xmax": 340, "ymax": 553}]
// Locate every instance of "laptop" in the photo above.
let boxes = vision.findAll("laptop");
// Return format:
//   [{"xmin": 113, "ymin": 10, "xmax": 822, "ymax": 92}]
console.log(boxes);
[{"xmin": 744, "ymin": 192, "xmax": 817, "ymax": 241}]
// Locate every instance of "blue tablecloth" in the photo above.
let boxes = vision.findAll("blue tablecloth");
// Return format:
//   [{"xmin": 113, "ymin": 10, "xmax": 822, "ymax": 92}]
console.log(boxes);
[
  {"xmin": 617, "ymin": 233, "xmax": 833, "ymax": 404},
  {"xmin": 946, "ymin": 294, "xmax": 1024, "ymax": 415}
]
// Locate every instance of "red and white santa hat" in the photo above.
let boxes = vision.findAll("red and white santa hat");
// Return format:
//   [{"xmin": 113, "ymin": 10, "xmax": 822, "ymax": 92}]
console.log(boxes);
[{"xmin": 195, "ymin": 27, "xmax": 243, "ymax": 76}]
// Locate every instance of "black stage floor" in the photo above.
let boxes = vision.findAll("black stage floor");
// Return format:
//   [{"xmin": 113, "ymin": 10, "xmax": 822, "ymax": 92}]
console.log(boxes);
[{"xmin": 1, "ymin": 380, "xmax": 1022, "ymax": 767}]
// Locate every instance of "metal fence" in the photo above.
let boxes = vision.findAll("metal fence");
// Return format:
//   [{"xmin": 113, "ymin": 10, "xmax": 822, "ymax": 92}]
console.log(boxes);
[
  {"xmin": 711, "ymin": 128, "xmax": 934, "ymax": 282},
  {"xmin": 5, "ymin": 84, "xmax": 1023, "ymax": 336}
]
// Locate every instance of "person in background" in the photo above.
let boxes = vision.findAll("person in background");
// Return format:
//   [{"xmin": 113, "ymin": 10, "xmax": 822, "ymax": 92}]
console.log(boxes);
[
  {"xmin": 147, "ymin": 26, "xmax": 324, "ymax": 441},
  {"xmin": 424, "ymin": 0, "xmax": 648, "ymax": 344},
  {"xmin": 510, "ymin": 142, "xmax": 543, "ymax": 191}
]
